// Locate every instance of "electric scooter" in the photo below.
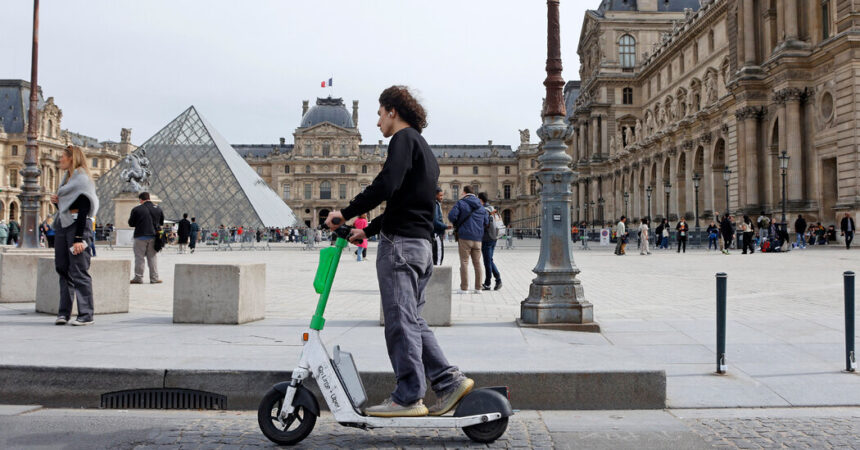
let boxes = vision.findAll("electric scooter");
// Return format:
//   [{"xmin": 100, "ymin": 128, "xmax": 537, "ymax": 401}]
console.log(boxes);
[{"xmin": 257, "ymin": 221, "xmax": 513, "ymax": 446}]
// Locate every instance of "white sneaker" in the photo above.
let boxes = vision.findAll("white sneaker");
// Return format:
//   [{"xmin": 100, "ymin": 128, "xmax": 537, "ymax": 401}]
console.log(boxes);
[
  {"xmin": 457, "ymin": 289, "xmax": 470, "ymax": 295},
  {"xmin": 471, "ymin": 289, "xmax": 483, "ymax": 294}
]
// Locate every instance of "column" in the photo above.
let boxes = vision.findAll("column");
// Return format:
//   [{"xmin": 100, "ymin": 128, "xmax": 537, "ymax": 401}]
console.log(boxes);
[
  {"xmin": 643, "ymin": 164, "xmax": 651, "ymax": 218},
  {"xmin": 743, "ymin": 113, "xmax": 759, "ymax": 206},
  {"xmin": 784, "ymin": 0, "xmax": 798, "ymax": 41},
  {"xmin": 737, "ymin": 2, "xmax": 746, "ymax": 65},
  {"xmin": 578, "ymin": 181, "xmax": 585, "ymax": 222},
  {"xmin": 685, "ymin": 149, "xmax": 696, "ymax": 219},
  {"xmin": 591, "ymin": 117, "xmax": 599, "ymax": 160},
  {"xmin": 669, "ymin": 153, "xmax": 679, "ymax": 220},
  {"xmin": 744, "ymin": 0, "xmax": 756, "ymax": 65},
  {"xmin": 776, "ymin": 0, "xmax": 785, "ymax": 43},
  {"xmin": 600, "ymin": 116, "xmax": 609, "ymax": 159},
  {"xmin": 632, "ymin": 169, "xmax": 640, "ymax": 219},
  {"xmin": 785, "ymin": 94, "xmax": 803, "ymax": 201},
  {"xmin": 703, "ymin": 143, "xmax": 714, "ymax": 216}
]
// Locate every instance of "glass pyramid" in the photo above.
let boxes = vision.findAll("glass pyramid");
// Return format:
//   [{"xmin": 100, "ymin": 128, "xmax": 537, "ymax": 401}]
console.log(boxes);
[{"xmin": 96, "ymin": 106, "xmax": 297, "ymax": 228}]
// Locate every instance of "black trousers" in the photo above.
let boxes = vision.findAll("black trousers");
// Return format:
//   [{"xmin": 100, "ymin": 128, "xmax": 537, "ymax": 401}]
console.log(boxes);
[
  {"xmin": 742, "ymin": 232, "xmax": 754, "ymax": 253},
  {"xmin": 846, "ymin": 231, "xmax": 854, "ymax": 249},
  {"xmin": 54, "ymin": 221, "xmax": 94, "ymax": 320},
  {"xmin": 677, "ymin": 237, "xmax": 687, "ymax": 253},
  {"xmin": 432, "ymin": 234, "xmax": 444, "ymax": 265}
]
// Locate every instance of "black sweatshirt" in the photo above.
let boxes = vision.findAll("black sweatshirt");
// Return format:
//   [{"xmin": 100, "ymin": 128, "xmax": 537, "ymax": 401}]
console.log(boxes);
[{"xmin": 341, "ymin": 127, "xmax": 439, "ymax": 241}]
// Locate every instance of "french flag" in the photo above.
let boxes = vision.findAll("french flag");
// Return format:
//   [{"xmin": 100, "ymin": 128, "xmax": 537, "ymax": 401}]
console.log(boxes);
[{"xmin": 321, "ymin": 78, "xmax": 333, "ymax": 87}]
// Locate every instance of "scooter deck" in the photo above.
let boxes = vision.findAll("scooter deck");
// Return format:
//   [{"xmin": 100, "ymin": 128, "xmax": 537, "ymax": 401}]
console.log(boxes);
[{"xmin": 338, "ymin": 412, "xmax": 504, "ymax": 429}]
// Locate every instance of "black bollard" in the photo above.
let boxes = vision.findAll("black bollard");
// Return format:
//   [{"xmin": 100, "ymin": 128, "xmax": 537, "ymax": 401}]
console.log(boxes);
[
  {"xmin": 845, "ymin": 271, "xmax": 856, "ymax": 372},
  {"xmin": 716, "ymin": 272, "xmax": 727, "ymax": 374}
]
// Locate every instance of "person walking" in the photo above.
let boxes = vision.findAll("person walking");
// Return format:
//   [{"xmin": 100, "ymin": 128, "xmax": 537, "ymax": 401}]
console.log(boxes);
[
  {"xmin": 639, "ymin": 218, "xmax": 651, "ymax": 255},
  {"xmin": 841, "ymin": 212, "xmax": 855, "ymax": 250},
  {"xmin": 756, "ymin": 211, "xmax": 770, "ymax": 246},
  {"xmin": 676, "ymin": 218, "xmax": 689, "ymax": 253},
  {"xmin": 615, "ymin": 216, "xmax": 628, "ymax": 255},
  {"xmin": 177, "ymin": 213, "xmax": 191, "ymax": 254},
  {"xmin": 741, "ymin": 215, "xmax": 755, "ymax": 254},
  {"xmin": 128, "ymin": 192, "xmax": 164, "ymax": 284},
  {"xmin": 0, "ymin": 220, "xmax": 8, "ymax": 246},
  {"xmin": 478, "ymin": 192, "xmax": 502, "ymax": 290},
  {"xmin": 432, "ymin": 187, "xmax": 448, "ymax": 265},
  {"xmin": 448, "ymin": 186, "xmax": 488, "ymax": 294},
  {"xmin": 706, "ymin": 220, "xmax": 719, "ymax": 250},
  {"xmin": 189, "ymin": 217, "xmax": 199, "ymax": 253},
  {"xmin": 6, "ymin": 218, "xmax": 19, "ymax": 245},
  {"xmin": 51, "ymin": 145, "xmax": 99, "ymax": 326},
  {"xmin": 794, "ymin": 214, "xmax": 807, "ymax": 249},
  {"xmin": 354, "ymin": 213, "xmax": 368, "ymax": 261},
  {"xmin": 720, "ymin": 214, "xmax": 734, "ymax": 254},
  {"xmin": 324, "ymin": 85, "xmax": 473, "ymax": 418}
]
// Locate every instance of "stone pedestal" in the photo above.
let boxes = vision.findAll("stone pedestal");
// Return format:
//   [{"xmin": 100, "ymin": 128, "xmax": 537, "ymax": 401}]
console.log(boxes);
[
  {"xmin": 113, "ymin": 192, "xmax": 160, "ymax": 247},
  {"xmin": 380, "ymin": 266, "xmax": 452, "ymax": 327},
  {"xmin": 0, "ymin": 250, "xmax": 54, "ymax": 303},
  {"xmin": 35, "ymin": 257, "xmax": 131, "ymax": 314},
  {"xmin": 173, "ymin": 263, "xmax": 265, "ymax": 324}
]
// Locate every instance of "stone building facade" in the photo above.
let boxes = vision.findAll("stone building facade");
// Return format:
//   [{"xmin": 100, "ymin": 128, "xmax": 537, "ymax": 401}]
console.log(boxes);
[
  {"xmin": 0, "ymin": 80, "xmax": 134, "ymax": 224},
  {"xmin": 570, "ymin": 0, "xmax": 857, "ymax": 228},
  {"xmin": 235, "ymin": 97, "xmax": 543, "ymax": 228}
]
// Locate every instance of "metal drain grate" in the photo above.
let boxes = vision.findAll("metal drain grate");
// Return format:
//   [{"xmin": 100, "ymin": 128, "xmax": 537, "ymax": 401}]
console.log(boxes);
[{"xmin": 101, "ymin": 388, "xmax": 226, "ymax": 410}]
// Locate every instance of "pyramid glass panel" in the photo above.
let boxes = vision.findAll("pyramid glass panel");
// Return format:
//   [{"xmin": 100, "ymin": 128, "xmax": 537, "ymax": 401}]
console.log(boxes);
[{"xmin": 96, "ymin": 106, "xmax": 297, "ymax": 228}]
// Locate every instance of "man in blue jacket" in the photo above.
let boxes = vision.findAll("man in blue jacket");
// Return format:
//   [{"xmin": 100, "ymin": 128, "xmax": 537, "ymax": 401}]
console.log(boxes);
[
  {"xmin": 448, "ymin": 186, "xmax": 489, "ymax": 293},
  {"xmin": 432, "ymin": 187, "xmax": 449, "ymax": 265}
]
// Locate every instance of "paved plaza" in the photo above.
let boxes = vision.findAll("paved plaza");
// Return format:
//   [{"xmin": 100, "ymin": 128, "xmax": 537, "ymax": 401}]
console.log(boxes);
[{"xmin": 2, "ymin": 239, "xmax": 859, "ymax": 410}]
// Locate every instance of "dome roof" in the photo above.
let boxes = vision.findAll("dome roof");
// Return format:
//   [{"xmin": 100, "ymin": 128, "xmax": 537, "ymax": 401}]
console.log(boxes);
[{"xmin": 300, "ymin": 97, "xmax": 355, "ymax": 129}]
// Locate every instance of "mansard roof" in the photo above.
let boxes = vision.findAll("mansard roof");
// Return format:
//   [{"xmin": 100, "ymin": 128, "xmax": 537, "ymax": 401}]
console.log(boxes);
[{"xmin": 595, "ymin": 0, "xmax": 700, "ymax": 16}]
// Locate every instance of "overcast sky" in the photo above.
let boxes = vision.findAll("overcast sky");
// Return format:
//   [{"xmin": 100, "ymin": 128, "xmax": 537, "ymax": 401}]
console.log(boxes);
[{"xmin": 1, "ymin": 1, "xmax": 586, "ymax": 147}]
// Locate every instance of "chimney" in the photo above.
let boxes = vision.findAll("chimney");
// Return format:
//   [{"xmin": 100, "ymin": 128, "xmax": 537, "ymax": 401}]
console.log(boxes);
[
  {"xmin": 279, "ymin": 137, "xmax": 286, "ymax": 146},
  {"xmin": 302, "ymin": 100, "xmax": 309, "ymax": 116},
  {"xmin": 378, "ymin": 139, "xmax": 383, "ymax": 146},
  {"xmin": 352, "ymin": 100, "xmax": 359, "ymax": 127},
  {"xmin": 488, "ymin": 140, "xmax": 493, "ymax": 146}
]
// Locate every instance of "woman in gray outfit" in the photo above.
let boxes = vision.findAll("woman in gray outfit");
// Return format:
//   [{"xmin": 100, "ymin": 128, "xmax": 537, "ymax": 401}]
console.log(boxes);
[{"xmin": 51, "ymin": 146, "xmax": 99, "ymax": 326}]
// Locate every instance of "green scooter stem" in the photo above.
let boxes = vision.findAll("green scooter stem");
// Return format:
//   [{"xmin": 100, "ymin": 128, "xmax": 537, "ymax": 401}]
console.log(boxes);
[{"xmin": 310, "ymin": 237, "xmax": 349, "ymax": 330}]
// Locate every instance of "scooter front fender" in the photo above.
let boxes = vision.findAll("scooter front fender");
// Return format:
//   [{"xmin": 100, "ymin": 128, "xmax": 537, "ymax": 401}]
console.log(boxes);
[
  {"xmin": 453, "ymin": 387, "xmax": 513, "ymax": 418},
  {"xmin": 273, "ymin": 381, "xmax": 320, "ymax": 417}
]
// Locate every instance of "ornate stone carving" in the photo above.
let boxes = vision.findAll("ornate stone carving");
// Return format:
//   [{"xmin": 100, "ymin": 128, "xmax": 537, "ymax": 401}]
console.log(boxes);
[
  {"xmin": 635, "ymin": 119, "xmax": 642, "ymax": 142},
  {"xmin": 667, "ymin": 147, "xmax": 678, "ymax": 157},
  {"xmin": 721, "ymin": 123, "xmax": 729, "ymax": 135},
  {"xmin": 699, "ymin": 132, "xmax": 712, "ymax": 144},
  {"xmin": 120, "ymin": 149, "xmax": 152, "ymax": 193},
  {"xmin": 773, "ymin": 87, "xmax": 809, "ymax": 104},
  {"xmin": 734, "ymin": 106, "xmax": 766, "ymax": 121},
  {"xmin": 705, "ymin": 70, "xmax": 718, "ymax": 104},
  {"xmin": 682, "ymin": 140, "xmax": 694, "ymax": 150},
  {"xmin": 518, "ymin": 128, "xmax": 530, "ymax": 144}
]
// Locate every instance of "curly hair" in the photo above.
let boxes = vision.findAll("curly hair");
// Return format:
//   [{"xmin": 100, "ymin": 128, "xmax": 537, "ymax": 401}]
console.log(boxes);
[{"xmin": 378, "ymin": 85, "xmax": 428, "ymax": 133}]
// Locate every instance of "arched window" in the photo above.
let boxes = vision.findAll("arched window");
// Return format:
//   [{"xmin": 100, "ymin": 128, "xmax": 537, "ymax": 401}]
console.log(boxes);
[
  {"xmin": 320, "ymin": 181, "xmax": 332, "ymax": 199},
  {"xmin": 708, "ymin": 29, "xmax": 715, "ymax": 52},
  {"xmin": 692, "ymin": 41, "xmax": 699, "ymax": 64},
  {"xmin": 361, "ymin": 165, "xmax": 367, "ymax": 174},
  {"xmin": 340, "ymin": 165, "xmax": 346, "ymax": 174},
  {"xmin": 622, "ymin": 87, "xmax": 633, "ymax": 105},
  {"xmin": 618, "ymin": 34, "xmax": 636, "ymax": 69},
  {"xmin": 48, "ymin": 120, "xmax": 53, "ymax": 138}
]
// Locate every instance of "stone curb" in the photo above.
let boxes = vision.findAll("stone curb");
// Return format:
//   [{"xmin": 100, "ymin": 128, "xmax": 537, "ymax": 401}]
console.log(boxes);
[{"xmin": 0, "ymin": 365, "xmax": 666, "ymax": 410}]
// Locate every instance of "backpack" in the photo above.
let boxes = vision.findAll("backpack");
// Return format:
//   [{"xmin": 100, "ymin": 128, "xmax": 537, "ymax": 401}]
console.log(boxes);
[
  {"xmin": 486, "ymin": 213, "xmax": 505, "ymax": 241},
  {"xmin": 761, "ymin": 240, "xmax": 771, "ymax": 253}
]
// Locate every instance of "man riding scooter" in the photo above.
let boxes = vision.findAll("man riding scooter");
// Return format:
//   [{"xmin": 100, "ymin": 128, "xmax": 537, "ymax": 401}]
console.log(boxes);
[{"xmin": 325, "ymin": 85, "xmax": 474, "ymax": 417}]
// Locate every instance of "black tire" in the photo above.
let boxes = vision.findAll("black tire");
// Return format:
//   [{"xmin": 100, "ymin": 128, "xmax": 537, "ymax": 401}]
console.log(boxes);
[
  {"xmin": 257, "ymin": 387, "xmax": 317, "ymax": 446},
  {"xmin": 463, "ymin": 417, "xmax": 509, "ymax": 443}
]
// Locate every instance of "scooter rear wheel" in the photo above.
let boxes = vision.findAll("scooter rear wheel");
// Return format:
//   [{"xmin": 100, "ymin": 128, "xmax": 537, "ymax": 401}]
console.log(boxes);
[
  {"xmin": 463, "ymin": 417, "xmax": 509, "ymax": 443},
  {"xmin": 257, "ymin": 387, "xmax": 317, "ymax": 446}
]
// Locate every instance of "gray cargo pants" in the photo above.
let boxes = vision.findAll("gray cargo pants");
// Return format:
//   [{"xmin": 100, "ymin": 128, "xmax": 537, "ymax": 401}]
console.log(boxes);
[
  {"xmin": 54, "ymin": 220, "xmax": 94, "ymax": 321},
  {"xmin": 133, "ymin": 238, "xmax": 159, "ymax": 282},
  {"xmin": 377, "ymin": 232, "xmax": 462, "ymax": 405}
]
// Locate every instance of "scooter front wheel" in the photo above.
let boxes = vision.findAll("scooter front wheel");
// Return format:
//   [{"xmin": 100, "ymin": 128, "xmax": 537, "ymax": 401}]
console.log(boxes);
[
  {"xmin": 463, "ymin": 417, "xmax": 508, "ymax": 443},
  {"xmin": 257, "ymin": 387, "xmax": 317, "ymax": 446}
]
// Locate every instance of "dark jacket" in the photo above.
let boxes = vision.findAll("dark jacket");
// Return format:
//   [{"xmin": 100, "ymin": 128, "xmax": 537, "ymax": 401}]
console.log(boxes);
[
  {"xmin": 128, "ymin": 201, "xmax": 165, "ymax": 238},
  {"xmin": 675, "ymin": 221, "xmax": 689, "ymax": 239},
  {"xmin": 177, "ymin": 218, "xmax": 191, "ymax": 239},
  {"xmin": 795, "ymin": 217, "xmax": 807, "ymax": 234},
  {"xmin": 8, "ymin": 220, "xmax": 19, "ymax": 235},
  {"xmin": 448, "ymin": 194, "xmax": 488, "ymax": 241},
  {"xmin": 720, "ymin": 217, "xmax": 733, "ymax": 238},
  {"xmin": 340, "ymin": 127, "xmax": 439, "ymax": 241},
  {"xmin": 841, "ymin": 217, "xmax": 855, "ymax": 233},
  {"xmin": 433, "ymin": 201, "xmax": 447, "ymax": 236}
]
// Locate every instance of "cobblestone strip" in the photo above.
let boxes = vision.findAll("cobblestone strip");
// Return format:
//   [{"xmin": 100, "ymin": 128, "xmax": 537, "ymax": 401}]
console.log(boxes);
[
  {"xmin": 685, "ymin": 417, "xmax": 860, "ymax": 449},
  {"xmin": 135, "ymin": 412, "xmax": 554, "ymax": 449}
]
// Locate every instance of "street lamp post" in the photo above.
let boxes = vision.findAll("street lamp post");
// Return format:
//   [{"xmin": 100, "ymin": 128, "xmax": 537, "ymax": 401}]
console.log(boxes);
[
  {"xmin": 623, "ymin": 191, "xmax": 630, "ymax": 218},
  {"xmin": 723, "ymin": 168, "xmax": 731, "ymax": 215},
  {"xmin": 588, "ymin": 200, "xmax": 595, "ymax": 232},
  {"xmin": 692, "ymin": 172, "xmax": 701, "ymax": 231},
  {"xmin": 646, "ymin": 185, "xmax": 653, "ymax": 219},
  {"xmin": 520, "ymin": 0, "xmax": 596, "ymax": 330},
  {"xmin": 778, "ymin": 151, "xmax": 790, "ymax": 224},
  {"xmin": 19, "ymin": 0, "xmax": 43, "ymax": 248},
  {"xmin": 664, "ymin": 181, "xmax": 672, "ymax": 222}
]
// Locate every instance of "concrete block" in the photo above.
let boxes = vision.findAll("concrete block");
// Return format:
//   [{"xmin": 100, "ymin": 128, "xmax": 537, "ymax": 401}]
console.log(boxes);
[
  {"xmin": 173, "ymin": 263, "xmax": 265, "ymax": 324},
  {"xmin": 35, "ymin": 257, "xmax": 131, "ymax": 315},
  {"xmin": 0, "ymin": 251, "xmax": 54, "ymax": 303},
  {"xmin": 380, "ymin": 265, "xmax": 452, "ymax": 327}
]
